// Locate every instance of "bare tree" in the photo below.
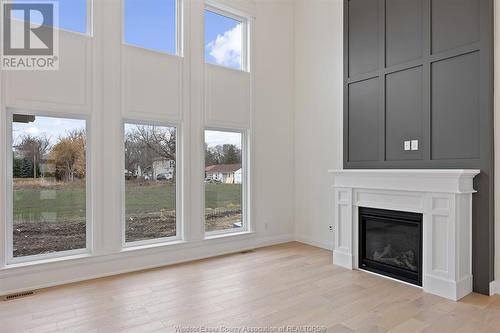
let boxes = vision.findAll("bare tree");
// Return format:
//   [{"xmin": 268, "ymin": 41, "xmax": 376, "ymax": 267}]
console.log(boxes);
[
  {"xmin": 14, "ymin": 134, "xmax": 51, "ymax": 178},
  {"xmin": 125, "ymin": 125, "xmax": 176, "ymax": 178}
]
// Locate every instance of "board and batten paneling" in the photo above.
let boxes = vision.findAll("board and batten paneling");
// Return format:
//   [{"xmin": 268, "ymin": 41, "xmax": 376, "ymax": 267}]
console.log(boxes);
[
  {"xmin": 344, "ymin": 0, "xmax": 493, "ymax": 294},
  {"xmin": 5, "ymin": 30, "xmax": 92, "ymax": 114}
]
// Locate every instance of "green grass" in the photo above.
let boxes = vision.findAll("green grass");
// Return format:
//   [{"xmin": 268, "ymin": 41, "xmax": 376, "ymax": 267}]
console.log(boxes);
[
  {"xmin": 205, "ymin": 183, "xmax": 242, "ymax": 209},
  {"xmin": 13, "ymin": 187, "xmax": 86, "ymax": 223},
  {"xmin": 125, "ymin": 183, "xmax": 176, "ymax": 215},
  {"xmin": 13, "ymin": 183, "xmax": 242, "ymax": 223}
]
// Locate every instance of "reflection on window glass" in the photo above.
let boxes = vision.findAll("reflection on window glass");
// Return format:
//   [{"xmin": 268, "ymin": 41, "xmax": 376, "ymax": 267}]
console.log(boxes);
[
  {"xmin": 12, "ymin": 0, "xmax": 88, "ymax": 34},
  {"xmin": 124, "ymin": 123, "xmax": 177, "ymax": 243},
  {"xmin": 204, "ymin": 130, "xmax": 243, "ymax": 232},
  {"xmin": 12, "ymin": 114, "xmax": 86, "ymax": 258},
  {"xmin": 124, "ymin": 0, "xmax": 177, "ymax": 54},
  {"xmin": 205, "ymin": 9, "xmax": 243, "ymax": 70}
]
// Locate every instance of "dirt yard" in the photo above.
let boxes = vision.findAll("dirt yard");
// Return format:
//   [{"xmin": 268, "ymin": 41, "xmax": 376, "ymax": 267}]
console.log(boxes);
[{"xmin": 13, "ymin": 210, "xmax": 241, "ymax": 257}]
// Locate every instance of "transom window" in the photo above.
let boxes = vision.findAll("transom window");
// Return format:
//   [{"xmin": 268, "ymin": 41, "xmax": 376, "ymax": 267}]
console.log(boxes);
[
  {"xmin": 205, "ymin": 6, "xmax": 248, "ymax": 71},
  {"xmin": 12, "ymin": 0, "xmax": 89, "ymax": 35},
  {"xmin": 124, "ymin": 0, "xmax": 178, "ymax": 55}
]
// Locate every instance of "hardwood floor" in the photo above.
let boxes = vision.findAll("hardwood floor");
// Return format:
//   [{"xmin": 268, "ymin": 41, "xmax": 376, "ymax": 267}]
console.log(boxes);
[{"xmin": 1, "ymin": 242, "xmax": 500, "ymax": 333}]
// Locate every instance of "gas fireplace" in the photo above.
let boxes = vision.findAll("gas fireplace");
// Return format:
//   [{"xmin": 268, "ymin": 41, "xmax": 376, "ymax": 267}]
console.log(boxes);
[{"xmin": 359, "ymin": 207, "xmax": 423, "ymax": 286}]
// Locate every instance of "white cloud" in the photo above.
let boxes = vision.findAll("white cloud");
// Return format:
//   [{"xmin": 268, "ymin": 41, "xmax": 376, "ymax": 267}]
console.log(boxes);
[
  {"xmin": 25, "ymin": 126, "xmax": 41, "ymax": 136},
  {"xmin": 206, "ymin": 24, "xmax": 242, "ymax": 68}
]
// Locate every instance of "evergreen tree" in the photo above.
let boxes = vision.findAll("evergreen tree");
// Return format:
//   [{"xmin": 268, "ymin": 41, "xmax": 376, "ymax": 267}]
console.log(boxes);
[
  {"xmin": 13, "ymin": 156, "xmax": 22, "ymax": 178},
  {"xmin": 20, "ymin": 158, "xmax": 33, "ymax": 178}
]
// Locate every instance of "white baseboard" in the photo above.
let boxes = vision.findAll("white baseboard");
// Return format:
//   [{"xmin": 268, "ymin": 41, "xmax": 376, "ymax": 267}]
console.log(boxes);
[
  {"xmin": 490, "ymin": 280, "xmax": 499, "ymax": 296},
  {"xmin": 295, "ymin": 235, "xmax": 333, "ymax": 250},
  {"xmin": 255, "ymin": 233, "xmax": 294, "ymax": 247},
  {"xmin": 422, "ymin": 274, "xmax": 472, "ymax": 301}
]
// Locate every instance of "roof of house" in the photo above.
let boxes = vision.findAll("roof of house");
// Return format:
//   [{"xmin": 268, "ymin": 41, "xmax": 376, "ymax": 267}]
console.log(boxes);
[{"xmin": 205, "ymin": 164, "xmax": 241, "ymax": 173}]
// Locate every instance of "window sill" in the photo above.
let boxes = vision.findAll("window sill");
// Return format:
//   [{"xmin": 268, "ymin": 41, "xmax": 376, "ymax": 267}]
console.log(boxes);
[
  {"xmin": 121, "ymin": 239, "xmax": 188, "ymax": 253},
  {"xmin": 4, "ymin": 252, "xmax": 92, "ymax": 270},
  {"xmin": 205, "ymin": 230, "xmax": 254, "ymax": 240},
  {"xmin": 0, "ymin": 232, "xmax": 256, "ymax": 275}
]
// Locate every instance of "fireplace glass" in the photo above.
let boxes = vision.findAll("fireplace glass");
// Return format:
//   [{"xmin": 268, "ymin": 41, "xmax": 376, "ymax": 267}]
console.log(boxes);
[{"xmin": 359, "ymin": 207, "xmax": 423, "ymax": 286}]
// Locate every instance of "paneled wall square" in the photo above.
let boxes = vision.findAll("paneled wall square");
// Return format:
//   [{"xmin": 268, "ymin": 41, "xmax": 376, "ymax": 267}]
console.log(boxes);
[
  {"xmin": 348, "ymin": 77, "xmax": 379, "ymax": 162},
  {"xmin": 431, "ymin": 0, "xmax": 480, "ymax": 54},
  {"xmin": 385, "ymin": 0, "xmax": 423, "ymax": 67},
  {"xmin": 6, "ymin": 32, "xmax": 91, "ymax": 113},
  {"xmin": 431, "ymin": 52, "xmax": 480, "ymax": 160},
  {"xmin": 385, "ymin": 66, "xmax": 423, "ymax": 161},
  {"xmin": 204, "ymin": 65, "xmax": 251, "ymax": 128},
  {"xmin": 347, "ymin": 0, "xmax": 379, "ymax": 77},
  {"xmin": 122, "ymin": 46, "xmax": 183, "ymax": 121}
]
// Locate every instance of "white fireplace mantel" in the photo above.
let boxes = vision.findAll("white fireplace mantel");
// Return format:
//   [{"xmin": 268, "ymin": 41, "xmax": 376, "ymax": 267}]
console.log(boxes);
[{"xmin": 329, "ymin": 169, "xmax": 480, "ymax": 301}]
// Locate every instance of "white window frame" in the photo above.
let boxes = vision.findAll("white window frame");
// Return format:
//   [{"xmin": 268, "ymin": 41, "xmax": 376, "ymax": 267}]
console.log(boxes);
[
  {"xmin": 121, "ymin": 119, "xmax": 182, "ymax": 248},
  {"xmin": 121, "ymin": 0, "xmax": 183, "ymax": 57},
  {"xmin": 204, "ymin": 3, "xmax": 250, "ymax": 72},
  {"xmin": 6, "ymin": 110, "xmax": 92, "ymax": 264},
  {"xmin": 203, "ymin": 128, "xmax": 248, "ymax": 237}
]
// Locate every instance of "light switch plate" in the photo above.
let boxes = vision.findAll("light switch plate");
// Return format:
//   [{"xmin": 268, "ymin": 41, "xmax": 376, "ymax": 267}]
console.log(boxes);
[
  {"xmin": 411, "ymin": 140, "xmax": 419, "ymax": 151},
  {"xmin": 404, "ymin": 141, "xmax": 411, "ymax": 151}
]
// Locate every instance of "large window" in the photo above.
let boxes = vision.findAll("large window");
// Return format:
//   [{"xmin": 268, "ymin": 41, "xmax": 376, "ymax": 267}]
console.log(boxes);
[
  {"xmin": 204, "ymin": 130, "xmax": 244, "ymax": 233},
  {"xmin": 11, "ymin": 114, "xmax": 87, "ymax": 259},
  {"xmin": 205, "ymin": 7, "xmax": 247, "ymax": 71},
  {"xmin": 124, "ymin": 123, "xmax": 177, "ymax": 243},
  {"xmin": 12, "ymin": 0, "xmax": 89, "ymax": 34},
  {"xmin": 124, "ymin": 0, "xmax": 178, "ymax": 55}
]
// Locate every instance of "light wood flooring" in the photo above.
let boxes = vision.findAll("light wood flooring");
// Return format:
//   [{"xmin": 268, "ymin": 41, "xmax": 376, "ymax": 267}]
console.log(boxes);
[{"xmin": 1, "ymin": 242, "xmax": 500, "ymax": 333}]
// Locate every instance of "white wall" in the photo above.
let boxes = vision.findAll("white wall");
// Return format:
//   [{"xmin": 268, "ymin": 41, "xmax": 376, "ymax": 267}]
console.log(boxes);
[
  {"xmin": 293, "ymin": 0, "xmax": 344, "ymax": 250},
  {"xmin": 254, "ymin": 0, "xmax": 295, "ymax": 242}
]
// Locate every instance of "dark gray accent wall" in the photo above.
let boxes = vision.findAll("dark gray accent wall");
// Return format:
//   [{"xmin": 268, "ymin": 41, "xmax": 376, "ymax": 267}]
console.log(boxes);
[{"xmin": 344, "ymin": 0, "xmax": 494, "ymax": 294}]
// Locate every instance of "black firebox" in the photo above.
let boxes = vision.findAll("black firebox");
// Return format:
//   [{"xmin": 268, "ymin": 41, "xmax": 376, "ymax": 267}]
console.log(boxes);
[{"xmin": 359, "ymin": 207, "xmax": 423, "ymax": 286}]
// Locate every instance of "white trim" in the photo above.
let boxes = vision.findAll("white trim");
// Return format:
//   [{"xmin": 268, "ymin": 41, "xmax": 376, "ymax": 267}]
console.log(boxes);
[
  {"xmin": 255, "ymin": 234, "xmax": 294, "ymax": 247},
  {"xmin": 295, "ymin": 236, "xmax": 334, "ymax": 251},
  {"xmin": 490, "ymin": 280, "xmax": 500, "ymax": 296},
  {"xmin": 87, "ymin": 0, "xmax": 93, "ymax": 36}
]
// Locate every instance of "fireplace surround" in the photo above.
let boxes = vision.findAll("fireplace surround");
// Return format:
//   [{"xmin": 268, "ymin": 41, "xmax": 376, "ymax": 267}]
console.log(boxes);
[{"xmin": 329, "ymin": 169, "xmax": 480, "ymax": 301}]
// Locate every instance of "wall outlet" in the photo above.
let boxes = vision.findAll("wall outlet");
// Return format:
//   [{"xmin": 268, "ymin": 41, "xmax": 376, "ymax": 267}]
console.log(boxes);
[
  {"xmin": 329, "ymin": 225, "xmax": 333, "ymax": 232},
  {"xmin": 411, "ymin": 140, "xmax": 419, "ymax": 151},
  {"xmin": 404, "ymin": 141, "xmax": 411, "ymax": 151}
]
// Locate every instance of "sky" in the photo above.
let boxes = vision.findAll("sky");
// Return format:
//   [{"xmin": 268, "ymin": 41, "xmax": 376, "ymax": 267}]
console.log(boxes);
[
  {"xmin": 124, "ymin": 0, "xmax": 176, "ymax": 54},
  {"xmin": 204, "ymin": 10, "xmax": 242, "ymax": 70},
  {"xmin": 13, "ymin": 116, "xmax": 85, "ymax": 146},
  {"xmin": 12, "ymin": 0, "xmax": 87, "ymax": 34},
  {"xmin": 12, "ymin": 0, "xmax": 242, "ymax": 69},
  {"xmin": 205, "ymin": 130, "xmax": 241, "ymax": 148}
]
